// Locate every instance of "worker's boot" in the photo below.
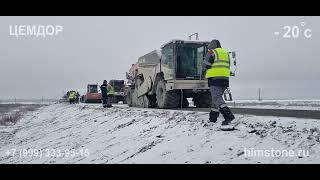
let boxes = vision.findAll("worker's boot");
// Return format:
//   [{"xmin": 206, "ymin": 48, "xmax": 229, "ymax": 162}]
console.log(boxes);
[
  {"xmin": 209, "ymin": 108, "xmax": 219, "ymax": 123},
  {"xmin": 219, "ymin": 105, "xmax": 235, "ymax": 125}
]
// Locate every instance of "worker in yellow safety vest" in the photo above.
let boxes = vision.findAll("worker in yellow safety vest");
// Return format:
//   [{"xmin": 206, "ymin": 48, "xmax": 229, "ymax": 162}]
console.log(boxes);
[
  {"xmin": 68, "ymin": 91, "xmax": 77, "ymax": 104},
  {"xmin": 204, "ymin": 39, "xmax": 235, "ymax": 125},
  {"xmin": 106, "ymin": 83, "xmax": 114, "ymax": 107}
]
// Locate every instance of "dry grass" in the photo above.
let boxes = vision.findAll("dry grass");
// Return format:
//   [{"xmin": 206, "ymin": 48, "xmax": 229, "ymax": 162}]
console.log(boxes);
[
  {"xmin": 0, "ymin": 104, "xmax": 43, "ymax": 126},
  {"xmin": 0, "ymin": 112, "xmax": 22, "ymax": 126}
]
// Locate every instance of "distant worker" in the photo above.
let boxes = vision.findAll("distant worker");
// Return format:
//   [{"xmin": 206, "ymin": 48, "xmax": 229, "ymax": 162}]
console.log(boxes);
[
  {"xmin": 68, "ymin": 91, "xmax": 77, "ymax": 104},
  {"xmin": 100, "ymin": 80, "xmax": 109, "ymax": 108},
  {"xmin": 106, "ymin": 82, "xmax": 115, "ymax": 107},
  {"xmin": 76, "ymin": 91, "xmax": 80, "ymax": 103},
  {"xmin": 204, "ymin": 39, "xmax": 235, "ymax": 125}
]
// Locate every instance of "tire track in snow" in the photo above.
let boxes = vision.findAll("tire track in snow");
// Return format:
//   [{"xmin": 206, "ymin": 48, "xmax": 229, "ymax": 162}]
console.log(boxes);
[{"xmin": 121, "ymin": 139, "xmax": 164, "ymax": 162}]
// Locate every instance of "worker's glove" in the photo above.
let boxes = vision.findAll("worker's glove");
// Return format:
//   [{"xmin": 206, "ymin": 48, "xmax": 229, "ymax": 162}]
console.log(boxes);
[{"xmin": 203, "ymin": 60, "xmax": 212, "ymax": 70}]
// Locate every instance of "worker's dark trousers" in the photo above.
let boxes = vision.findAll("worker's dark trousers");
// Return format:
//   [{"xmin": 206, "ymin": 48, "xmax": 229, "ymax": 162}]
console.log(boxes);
[
  {"xmin": 209, "ymin": 85, "xmax": 227, "ymax": 110},
  {"xmin": 209, "ymin": 85, "xmax": 235, "ymax": 122},
  {"xmin": 107, "ymin": 95, "xmax": 112, "ymax": 106},
  {"xmin": 102, "ymin": 96, "xmax": 108, "ymax": 107},
  {"xmin": 69, "ymin": 99, "xmax": 75, "ymax": 104}
]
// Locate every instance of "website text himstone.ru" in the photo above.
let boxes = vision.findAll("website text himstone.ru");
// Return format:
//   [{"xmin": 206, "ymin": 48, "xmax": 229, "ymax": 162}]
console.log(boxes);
[{"xmin": 244, "ymin": 148, "xmax": 310, "ymax": 158}]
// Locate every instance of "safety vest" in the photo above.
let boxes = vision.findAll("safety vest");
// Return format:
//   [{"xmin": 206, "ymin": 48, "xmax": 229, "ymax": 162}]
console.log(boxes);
[
  {"xmin": 205, "ymin": 48, "xmax": 230, "ymax": 79},
  {"xmin": 107, "ymin": 84, "xmax": 114, "ymax": 95},
  {"xmin": 69, "ymin": 92, "xmax": 76, "ymax": 99}
]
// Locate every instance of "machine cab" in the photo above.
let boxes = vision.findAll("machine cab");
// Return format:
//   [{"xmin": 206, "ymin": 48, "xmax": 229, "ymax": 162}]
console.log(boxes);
[
  {"xmin": 160, "ymin": 40, "xmax": 210, "ymax": 80},
  {"xmin": 87, "ymin": 84, "xmax": 99, "ymax": 93},
  {"xmin": 109, "ymin": 80, "xmax": 125, "ymax": 92}
]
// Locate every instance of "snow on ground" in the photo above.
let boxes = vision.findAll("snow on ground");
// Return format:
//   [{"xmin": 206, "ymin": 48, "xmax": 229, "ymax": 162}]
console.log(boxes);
[
  {"xmin": 1, "ymin": 103, "xmax": 320, "ymax": 164},
  {"xmin": 227, "ymin": 100, "xmax": 320, "ymax": 110}
]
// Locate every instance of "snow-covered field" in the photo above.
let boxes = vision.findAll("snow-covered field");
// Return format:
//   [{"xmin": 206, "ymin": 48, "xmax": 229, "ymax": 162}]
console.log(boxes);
[{"xmin": 1, "ymin": 103, "xmax": 320, "ymax": 164}]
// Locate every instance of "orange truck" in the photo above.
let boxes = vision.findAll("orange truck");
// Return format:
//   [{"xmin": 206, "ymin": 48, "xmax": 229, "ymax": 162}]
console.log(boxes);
[{"xmin": 81, "ymin": 84, "xmax": 102, "ymax": 103}]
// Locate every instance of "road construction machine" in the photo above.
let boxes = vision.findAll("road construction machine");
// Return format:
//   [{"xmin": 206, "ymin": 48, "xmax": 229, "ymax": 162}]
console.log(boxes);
[
  {"xmin": 81, "ymin": 84, "xmax": 102, "ymax": 103},
  {"xmin": 109, "ymin": 80, "xmax": 127, "ymax": 104},
  {"xmin": 125, "ymin": 39, "xmax": 210, "ymax": 108},
  {"xmin": 59, "ymin": 93, "xmax": 69, "ymax": 103},
  {"xmin": 125, "ymin": 39, "xmax": 237, "ymax": 109}
]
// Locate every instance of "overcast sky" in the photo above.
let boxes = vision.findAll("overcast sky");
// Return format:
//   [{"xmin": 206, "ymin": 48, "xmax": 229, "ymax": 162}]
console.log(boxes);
[{"xmin": 0, "ymin": 16, "xmax": 319, "ymax": 100}]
